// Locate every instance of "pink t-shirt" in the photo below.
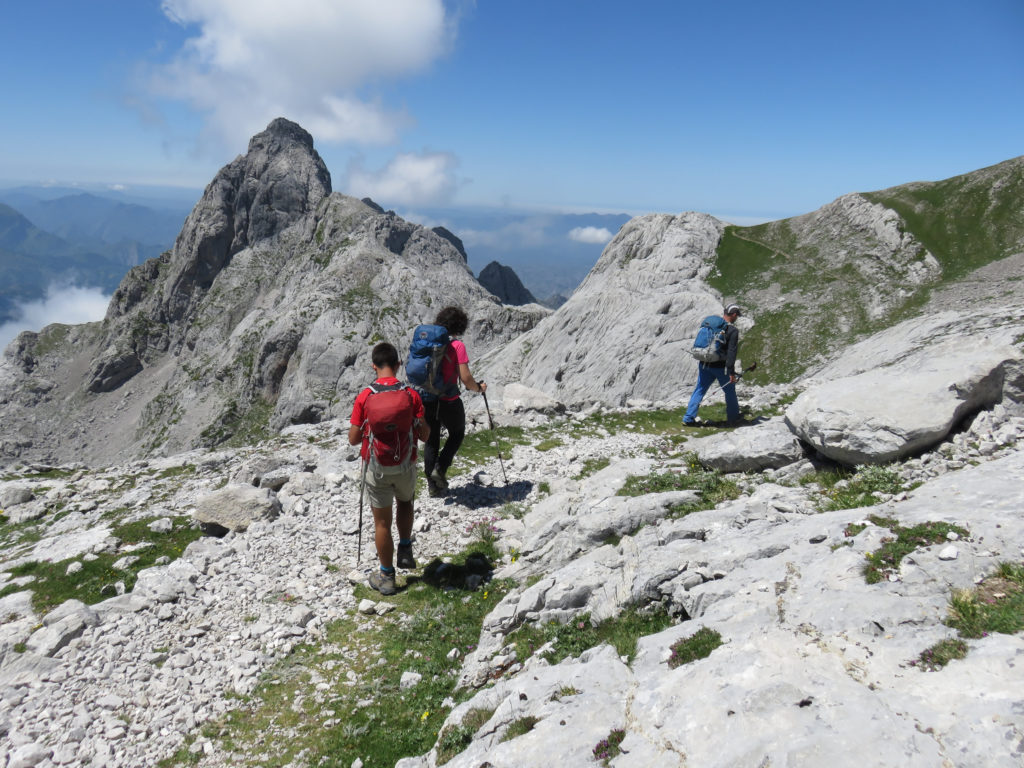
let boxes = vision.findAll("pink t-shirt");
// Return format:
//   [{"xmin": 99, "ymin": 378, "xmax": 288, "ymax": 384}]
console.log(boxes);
[{"xmin": 439, "ymin": 339, "xmax": 469, "ymax": 401}]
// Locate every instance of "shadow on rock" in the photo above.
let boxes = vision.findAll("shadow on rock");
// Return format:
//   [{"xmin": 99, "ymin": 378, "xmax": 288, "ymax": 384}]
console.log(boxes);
[{"xmin": 443, "ymin": 479, "xmax": 533, "ymax": 508}]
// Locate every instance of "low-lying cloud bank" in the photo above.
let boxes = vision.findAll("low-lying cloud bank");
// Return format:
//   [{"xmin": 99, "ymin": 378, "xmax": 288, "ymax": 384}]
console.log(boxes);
[{"xmin": 0, "ymin": 285, "xmax": 110, "ymax": 351}]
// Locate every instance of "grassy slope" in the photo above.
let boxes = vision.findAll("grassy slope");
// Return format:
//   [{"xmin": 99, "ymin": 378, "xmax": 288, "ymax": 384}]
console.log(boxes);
[{"xmin": 709, "ymin": 156, "xmax": 1024, "ymax": 383}]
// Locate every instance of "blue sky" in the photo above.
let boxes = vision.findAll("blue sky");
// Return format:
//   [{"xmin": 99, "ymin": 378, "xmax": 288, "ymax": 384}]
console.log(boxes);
[{"xmin": 1, "ymin": 0, "xmax": 1022, "ymax": 222}]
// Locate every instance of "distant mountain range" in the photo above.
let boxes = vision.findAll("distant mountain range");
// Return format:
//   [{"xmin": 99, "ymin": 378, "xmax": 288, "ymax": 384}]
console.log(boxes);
[
  {"xmin": 0, "ymin": 186, "xmax": 195, "ymax": 325},
  {"xmin": 0, "ymin": 184, "xmax": 624, "ymax": 327}
]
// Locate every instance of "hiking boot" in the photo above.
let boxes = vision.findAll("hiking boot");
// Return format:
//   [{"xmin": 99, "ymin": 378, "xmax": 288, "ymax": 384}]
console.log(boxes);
[
  {"xmin": 429, "ymin": 467, "xmax": 449, "ymax": 491},
  {"xmin": 682, "ymin": 418, "xmax": 701, "ymax": 427},
  {"xmin": 427, "ymin": 477, "xmax": 443, "ymax": 497},
  {"xmin": 368, "ymin": 568, "xmax": 397, "ymax": 596},
  {"xmin": 396, "ymin": 543, "xmax": 416, "ymax": 569}
]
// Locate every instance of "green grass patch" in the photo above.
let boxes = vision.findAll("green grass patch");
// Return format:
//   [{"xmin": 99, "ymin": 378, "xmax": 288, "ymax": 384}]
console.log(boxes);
[
  {"xmin": 455, "ymin": 425, "xmax": 528, "ymax": 467},
  {"xmin": 946, "ymin": 561, "xmax": 1024, "ymax": 638},
  {"xmin": 845, "ymin": 514, "xmax": 970, "ymax": 584},
  {"xmin": 533, "ymin": 438, "xmax": 563, "ymax": 452},
  {"xmin": 911, "ymin": 561, "xmax": 1024, "ymax": 671},
  {"xmin": 807, "ymin": 464, "xmax": 908, "ymax": 511},
  {"xmin": 618, "ymin": 454, "xmax": 740, "ymax": 513},
  {"xmin": 574, "ymin": 457, "xmax": 611, "ymax": 480},
  {"xmin": 195, "ymin": 547, "xmax": 513, "ymax": 768},
  {"xmin": 500, "ymin": 715, "xmax": 540, "ymax": 742},
  {"xmin": 0, "ymin": 516, "xmax": 203, "ymax": 613},
  {"xmin": 509, "ymin": 607, "xmax": 674, "ymax": 667},
  {"xmin": 436, "ymin": 708, "xmax": 494, "ymax": 765},
  {"xmin": 667, "ymin": 626, "xmax": 723, "ymax": 668}
]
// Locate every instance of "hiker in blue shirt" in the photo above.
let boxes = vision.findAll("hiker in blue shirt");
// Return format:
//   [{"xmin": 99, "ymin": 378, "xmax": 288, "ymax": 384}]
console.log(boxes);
[{"xmin": 683, "ymin": 304, "xmax": 742, "ymax": 426}]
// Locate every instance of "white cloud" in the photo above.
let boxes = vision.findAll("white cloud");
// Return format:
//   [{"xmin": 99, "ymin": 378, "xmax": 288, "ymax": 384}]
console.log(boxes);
[
  {"xmin": 0, "ymin": 285, "xmax": 110, "ymax": 352},
  {"xmin": 568, "ymin": 226, "xmax": 613, "ymax": 244},
  {"xmin": 347, "ymin": 152, "xmax": 458, "ymax": 206},
  {"xmin": 151, "ymin": 0, "xmax": 454, "ymax": 152}
]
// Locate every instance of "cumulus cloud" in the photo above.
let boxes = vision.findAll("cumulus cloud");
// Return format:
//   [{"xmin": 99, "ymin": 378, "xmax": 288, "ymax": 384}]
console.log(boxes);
[
  {"xmin": 568, "ymin": 226, "xmax": 613, "ymax": 244},
  {"xmin": 0, "ymin": 285, "xmax": 111, "ymax": 352},
  {"xmin": 347, "ymin": 152, "xmax": 459, "ymax": 206},
  {"xmin": 152, "ymin": 0, "xmax": 454, "ymax": 151}
]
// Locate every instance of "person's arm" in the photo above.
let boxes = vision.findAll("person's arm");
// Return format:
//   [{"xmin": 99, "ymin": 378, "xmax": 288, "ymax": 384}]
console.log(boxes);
[
  {"xmin": 458, "ymin": 363, "xmax": 487, "ymax": 394},
  {"xmin": 348, "ymin": 424, "xmax": 362, "ymax": 445},
  {"xmin": 415, "ymin": 418, "xmax": 430, "ymax": 442},
  {"xmin": 725, "ymin": 326, "xmax": 740, "ymax": 381}
]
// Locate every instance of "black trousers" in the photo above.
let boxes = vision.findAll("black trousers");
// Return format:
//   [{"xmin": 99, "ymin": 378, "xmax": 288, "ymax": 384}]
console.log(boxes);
[{"xmin": 423, "ymin": 397, "xmax": 465, "ymax": 477}]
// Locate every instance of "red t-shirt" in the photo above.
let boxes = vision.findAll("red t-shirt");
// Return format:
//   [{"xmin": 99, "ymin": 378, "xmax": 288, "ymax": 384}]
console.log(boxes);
[
  {"xmin": 438, "ymin": 339, "xmax": 469, "ymax": 401},
  {"xmin": 350, "ymin": 377, "xmax": 425, "ymax": 461}
]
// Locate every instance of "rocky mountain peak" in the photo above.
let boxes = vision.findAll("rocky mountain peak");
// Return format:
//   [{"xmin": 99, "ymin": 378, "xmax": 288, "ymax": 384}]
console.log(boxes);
[
  {"xmin": 112, "ymin": 118, "xmax": 332, "ymax": 328},
  {"xmin": 478, "ymin": 261, "xmax": 537, "ymax": 305}
]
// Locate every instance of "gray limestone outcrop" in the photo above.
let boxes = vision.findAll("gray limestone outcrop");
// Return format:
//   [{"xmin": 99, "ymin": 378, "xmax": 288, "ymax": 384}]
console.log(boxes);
[
  {"xmin": 479, "ymin": 212, "xmax": 729, "ymax": 408},
  {"xmin": 192, "ymin": 484, "xmax": 281, "ymax": 533},
  {"xmin": 787, "ymin": 309, "xmax": 1024, "ymax": 464}
]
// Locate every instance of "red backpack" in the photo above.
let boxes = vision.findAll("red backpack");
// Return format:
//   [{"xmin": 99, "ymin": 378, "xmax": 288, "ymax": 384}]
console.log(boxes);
[{"xmin": 362, "ymin": 382, "xmax": 416, "ymax": 475}]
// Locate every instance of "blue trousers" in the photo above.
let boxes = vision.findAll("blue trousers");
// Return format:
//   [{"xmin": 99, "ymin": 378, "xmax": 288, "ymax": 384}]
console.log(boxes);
[{"xmin": 684, "ymin": 364, "xmax": 739, "ymax": 423}]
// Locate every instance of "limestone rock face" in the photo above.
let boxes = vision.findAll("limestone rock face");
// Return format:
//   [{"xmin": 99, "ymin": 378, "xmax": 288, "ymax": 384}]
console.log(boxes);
[
  {"xmin": 479, "ymin": 212, "xmax": 728, "ymax": 407},
  {"xmin": 477, "ymin": 261, "xmax": 538, "ymax": 305}
]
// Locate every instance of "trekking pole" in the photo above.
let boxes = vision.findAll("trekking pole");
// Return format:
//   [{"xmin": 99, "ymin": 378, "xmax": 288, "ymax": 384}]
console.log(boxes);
[
  {"xmin": 479, "ymin": 384, "xmax": 510, "ymax": 486},
  {"xmin": 356, "ymin": 457, "xmax": 368, "ymax": 566},
  {"xmin": 705, "ymin": 361, "xmax": 757, "ymax": 399}
]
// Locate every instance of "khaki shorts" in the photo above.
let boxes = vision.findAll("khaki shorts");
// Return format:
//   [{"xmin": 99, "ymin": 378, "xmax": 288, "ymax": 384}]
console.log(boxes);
[{"xmin": 362, "ymin": 462, "xmax": 417, "ymax": 509}]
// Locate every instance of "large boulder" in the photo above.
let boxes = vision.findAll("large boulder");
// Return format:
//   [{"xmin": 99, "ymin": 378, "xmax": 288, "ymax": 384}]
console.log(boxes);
[
  {"xmin": 686, "ymin": 417, "xmax": 806, "ymax": 473},
  {"xmin": 786, "ymin": 337, "xmax": 1020, "ymax": 465},
  {"xmin": 193, "ymin": 484, "xmax": 281, "ymax": 532}
]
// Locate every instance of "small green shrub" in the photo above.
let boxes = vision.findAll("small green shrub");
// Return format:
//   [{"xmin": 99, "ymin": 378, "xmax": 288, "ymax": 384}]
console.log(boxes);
[
  {"xmin": 618, "ymin": 454, "xmax": 740, "ymax": 512},
  {"xmin": 592, "ymin": 728, "xmax": 626, "ymax": 765},
  {"xmin": 813, "ymin": 464, "xmax": 907, "ymax": 511},
  {"xmin": 574, "ymin": 457, "xmax": 611, "ymax": 479},
  {"xmin": 501, "ymin": 715, "xmax": 540, "ymax": 742},
  {"xmin": 911, "ymin": 638, "xmax": 968, "ymax": 671},
  {"xmin": 667, "ymin": 626, "xmax": 723, "ymax": 668}
]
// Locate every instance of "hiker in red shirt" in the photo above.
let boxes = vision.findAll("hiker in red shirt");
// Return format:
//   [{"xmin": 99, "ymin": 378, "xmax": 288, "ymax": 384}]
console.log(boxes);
[{"xmin": 348, "ymin": 343, "xmax": 430, "ymax": 595}]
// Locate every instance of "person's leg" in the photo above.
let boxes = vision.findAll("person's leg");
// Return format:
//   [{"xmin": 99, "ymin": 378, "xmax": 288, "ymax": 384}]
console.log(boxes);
[
  {"xmin": 721, "ymin": 372, "xmax": 740, "ymax": 423},
  {"xmin": 436, "ymin": 398, "xmax": 466, "ymax": 475},
  {"xmin": 422, "ymin": 399, "xmax": 442, "ymax": 478},
  {"xmin": 395, "ymin": 468, "xmax": 417, "ymax": 568},
  {"xmin": 684, "ymin": 365, "xmax": 715, "ymax": 423},
  {"xmin": 368, "ymin": 502, "xmax": 398, "ymax": 595},
  {"xmin": 372, "ymin": 505, "xmax": 395, "ymax": 569}
]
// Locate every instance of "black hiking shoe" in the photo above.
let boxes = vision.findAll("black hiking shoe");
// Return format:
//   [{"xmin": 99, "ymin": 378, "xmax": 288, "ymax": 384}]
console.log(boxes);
[
  {"xmin": 682, "ymin": 418, "xmax": 702, "ymax": 427},
  {"xmin": 396, "ymin": 543, "xmax": 416, "ymax": 569},
  {"xmin": 368, "ymin": 568, "xmax": 397, "ymax": 596},
  {"xmin": 427, "ymin": 477, "xmax": 443, "ymax": 497},
  {"xmin": 429, "ymin": 467, "xmax": 449, "ymax": 491}
]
